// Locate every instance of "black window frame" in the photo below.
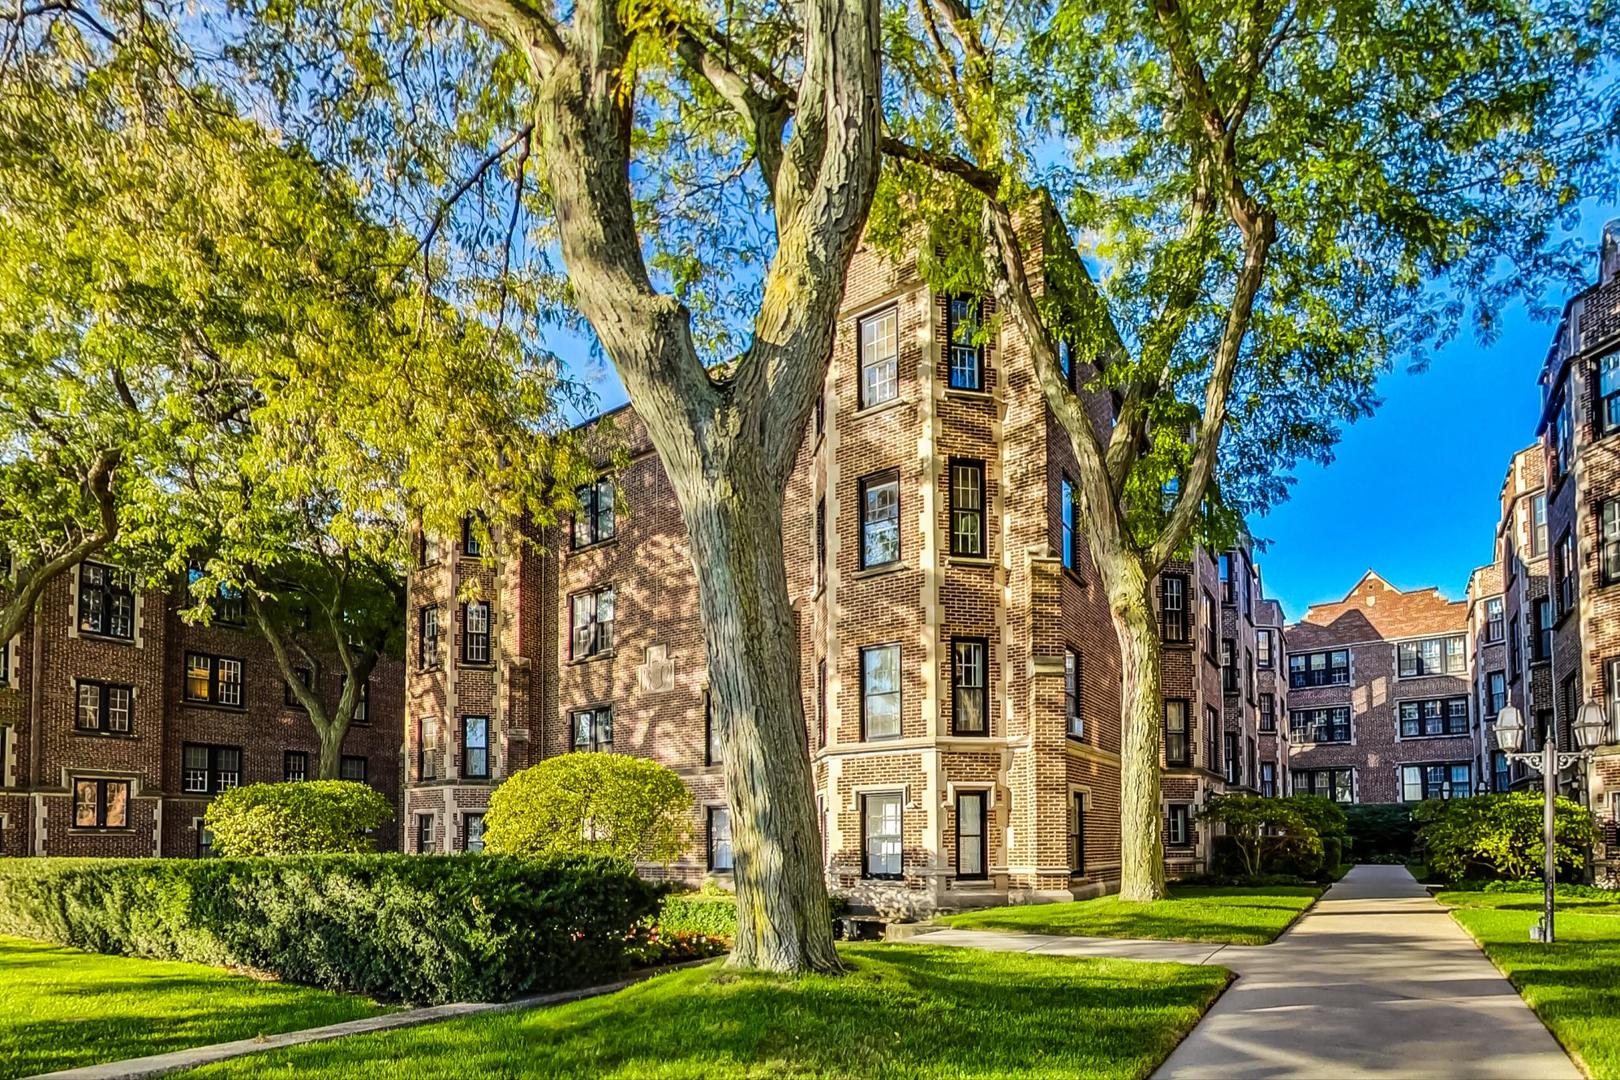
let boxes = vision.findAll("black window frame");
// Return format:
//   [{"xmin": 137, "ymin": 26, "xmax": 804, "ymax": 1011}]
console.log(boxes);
[
  {"xmin": 72, "ymin": 777, "xmax": 131, "ymax": 829},
  {"xmin": 1401, "ymin": 762, "xmax": 1472, "ymax": 802},
  {"xmin": 462, "ymin": 812, "xmax": 486, "ymax": 853},
  {"xmin": 1059, "ymin": 475, "xmax": 1078, "ymax": 571},
  {"xmin": 858, "ymin": 468, "xmax": 902, "ymax": 570},
  {"xmin": 568, "ymin": 585, "xmax": 615, "ymax": 660},
  {"xmin": 1484, "ymin": 597, "xmax": 1505, "ymax": 643},
  {"xmin": 1599, "ymin": 351, "xmax": 1620, "ymax": 436},
  {"xmin": 1486, "ymin": 670, "xmax": 1507, "ymax": 718},
  {"xmin": 955, "ymin": 789, "xmax": 988, "ymax": 881},
  {"xmin": 1256, "ymin": 628, "xmax": 1274, "ymax": 669},
  {"xmin": 1397, "ymin": 697, "xmax": 1470, "ymax": 738},
  {"xmin": 946, "ymin": 294, "xmax": 985, "ymax": 391},
  {"xmin": 340, "ymin": 755, "xmax": 368, "ymax": 784},
  {"xmin": 1203, "ymin": 591, "xmax": 1218, "ymax": 658},
  {"xmin": 1289, "ymin": 649, "xmax": 1350, "ymax": 688},
  {"xmin": 571, "ymin": 705, "xmax": 613, "ymax": 752},
  {"xmin": 74, "ymin": 679, "xmax": 134, "ymax": 735},
  {"xmin": 182, "ymin": 743, "xmax": 242, "ymax": 795},
  {"xmin": 1164, "ymin": 699, "xmax": 1190, "ymax": 766},
  {"xmin": 1166, "ymin": 803, "xmax": 1191, "ymax": 847},
  {"xmin": 418, "ymin": 605, "xmax": 441, "ymax": 670},
  {"xmin": 951, "ymin": 636, "xmax": 989, "ymax": 736},
  {"xmin": 1071, "ymin": 791, "xmax": 1086, "ymax": 875},
  {"xmin": 1222, "ymin": 638, "xmax": 1238, "ymax": 693},
  {"xmin": 573, "ymin": 479, "xmax": 616, "ymax": 549},
  {"xmin": 860, "ymin": 790, "xmax": 903, "ymax": 880},
  {"xmin": 1602, "ymin": 500, "xmax": 1620, "ymax": 586},
  {"xmin": 77, "ymin": 562, "xmax": 134, "ymax": 640},
  {"xmin": 1290, "ymin": 706, "xmax": 1352, "ymax": 744},
  {"xmin": 948, "ymin": 458, "xmax": 987, "ymax": 558},
  {"xmin": 1258, "ymin": 693, "xmax": 1276, "ymax": 733},
  {"xmin": 462, "ymin": 600, "xmax": 492, "ymax": 664},
  {"xmin": 184, "ymin": 652, "xmax": 244, "ymax": 708},
  {"xmin": 1160, "ymin": 573, "xmax": 1189, "ymax": 643},
  {"xmin": 707, "ymin": 805, "xmax": 734, "ymax": 872},
  {"xmin": 1260, "ymin": 762, "xmax": 1277, "ymax": 798},
  {"xmin": 1294, "ymin": 767, "xmax": 1355, "ymax": 804},
  {"xmin": 461, "ymin": 715, "xmax": 490, "ymax": 778},
  {"xmin": 1532, "ymin": 598, "xmax": 1553, "ymax": 661},
  {"xmin": 284, "ymin": 750, "xmax": 308, "ymax": 782},
  {"xmin": 1530, "ymin": 493, "xmax": 1548, "ymax": 555},
  {"xmin": 460, "ymin": 516, "xmax": 483, "ymax": 559},
  {"xmin": 1065, "ymin": 648, "xmax": 1083, "ymax": 739},
  {"xmin": 416, "ymin": 814, "xmax": 434, "ymax": 853}
]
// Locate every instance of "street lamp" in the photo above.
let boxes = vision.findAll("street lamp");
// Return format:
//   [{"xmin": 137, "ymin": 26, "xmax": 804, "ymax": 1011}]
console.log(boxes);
[{"xmin": 1492, "ymin": 703, "xmax": 1603, "ymax": 944}]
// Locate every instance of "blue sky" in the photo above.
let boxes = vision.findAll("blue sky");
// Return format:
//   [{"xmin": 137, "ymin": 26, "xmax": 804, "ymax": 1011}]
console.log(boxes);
[{"xmin": 550, "ymin": 203, "xmax": 1619, "ymax": 624}]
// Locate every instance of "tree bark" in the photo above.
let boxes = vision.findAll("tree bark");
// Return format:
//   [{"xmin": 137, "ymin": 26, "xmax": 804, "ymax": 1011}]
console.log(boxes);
[
  {"xmin": 1102, "ymin": 553, "xmax": 1168, "ymax": 902},
  {"xmin": 674, "ymin": 455, "xmax": 840, "ymax": 973}
]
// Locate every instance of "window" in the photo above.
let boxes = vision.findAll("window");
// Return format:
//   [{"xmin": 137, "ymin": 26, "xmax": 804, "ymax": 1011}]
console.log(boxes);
[
  {"xmin": 285, "ymin": 668, "xmax": 311, "ymax": 709},
  {"xmin": 1530, "ymin": 493, "xmax": 1548, "ymax": 556},
  {"xmin": 1554, "ymin": 391, "xmax": 1572, "ymax": 478},
  {"xmin": 573, "ymin": 479, "xmax": 616, "ymax": 548},
  {"xmin": 340, "ymin": 755, "xmax": 368, "ymax": 783},
  {"xmin": 463, "ymin": 813, "xmax": 485, "ymax": 853},
  {"xmin": 862, "ymin": 792, "xmax": 903, "ymax": 878},
  {"xmin": 1224, "ymin": 732, "xmax": 1240, "ymax": 785},
  {"xmin": 348, "ymin": 678, "xmax": 369, "ymax": 725},
  {"xmin": 1059, "ymin": 476, "xmax": 1077, "ymax": 571},
  {"xmin": 1493, "ymin": 751, "xmax": 1511, "ymax": 793},
  {"xmin": 1203, "ymin": 591, "xmax": 1218, "ymax": 657},
  {"xmin": 1167, "ymin": 804, "xmax": 1191, "ymax": 847},
  {"xmin": 463, "ymin": 601, "xmax": 491, "ymax": 664},
  {"xmin": 462, "ymin": 716, "xmax": 490, "ymax": 778},
  {"xmin": 951, "ymin": 638, "xmax": 988, "ymax": 736},
  {"xmin": 815, "ymin": 497, "xmax": 826, "ymax": 587},
  {"xmin": 1058, "ymin": 338, "xmax": 1074, "ymax": 384},
  {"xmin": 569, "ymin": 586, "xmax": 615, "ymax": 659},
  {"xmin": 418, "ymin": 606, "xmax": 440, "ymax": 669},
  {"xmin": 416, "ymin": 814, "xmax": 433, "ymax": 853},
  {"xmin": 182, "ymin": 744, "xmax": 241, "ymax": 794},
  {"xmin": 284, "ymin": 750, "xmax": 308, "ymax": 782},
  {"xmin": 1533, "ymin": 598, "xmax": 1553, "ymax": 661},
  {"xmin": 817, "ymin": 659, "xmax": 828, "ymax": 749},
  {"xmin": 956, "ymin": 791, "xmax": 987, "ymax": 880},
  {"xmin": 1396, "ymin": 636, "xmax": 1466, "ymax": 678},
  {"xmin": 1294, "ymin": 767, "xmax": 1354, "ymax": 804},
  {"xmin": 1256, "ymin": 628, "xmax": 1274, "ymax": 668},
  {"xmin": 1258, "ymin": 693, "xmax": 1276, "ymax": 733},
  {"xmin": 1398, "ymin": 698, "xmax": 1470, "ymax": 737},
  {"xmin": 1509, "ymin": 614, "xmax": 1522, "ymax": 673},
  {"xmin": 1609, "ymin": 658, "xmax": 1620, "ymax": 741},
  {"xmin": 859, "ymin": 469, "xmax": 901, "ymax": 569},
  {"xmin": 1248, "ymin": 738, "xmax": 1257, "ymax": 788},
  {"xmin": 946, "ymin": 296, "xmax": 983, "ymax": 390},
  {"xmin": 461, "ymin": 516, "xmax": 483, "ymax": 558},
  {"xmin": 1220, "ymin": 553, "xmax": 1233, "ymax": 603},
  {"xmin": 707, "ymin": 806, "xmax": 734, "ymax": 872},
  {"xmin": 1065, "ymin": 649, "xmax": 1083, "ymax": 738},
  {"xmin": 949, "ymin": 459, "xmax": 986, "ymax": 557},
  {"xmin": 197, "ymin": 825, "xmax": 215, "ymax": 857},
  {"xmin": 1222, "ymin": 639, "xmax": 1238, "ymax": 693},
  {"xmin": 1486, "ymin": 672, "xmax": 1507, "ymax": 718},
  {"xmin": 75, "ymin": 681, "xmax": 133, "ymax": 735},
  {"xmin": 77, "ymin": 563, "xmax": 134, "ymax": 639},
  {"xmin": 184, "ymin": 654, "xmax": 243, "ymax": 707},
  {"xmin": 0, "ymin": 637, "xmax": 8, "ymax": 686},
  {"xmin": 1205, "ymin": 706, "xmax": 1220, "ymax": 773},
  {"xmin": 1160, "ymin": 573, "xmax": 1189, "ymax": 643},
  {"xmin": 73, "ymin": 778, "xmax": 129, "ymax": 828},
  {"xmin": 1260, "ymin": 762, "xmax": 1277, "ymax": 798},
  {"xmin": 1289, "ymin": 649, "xmax": 1350, "ymax": 688},
  {"xmin": 1600, "ymin": 352, "xmax": 1620, "ymax": 435},
  {"xmin": 1556, "ymin": 531, "xmax": 1576, "ymax": 614},
  {"xmin": 1291, "ymin": 707, "xmax": 1351, "ymax": 744},
  {"xmin": 1484, "ymin": 597, "xmax": 1504, "ymax": 642},
  {"xmin": 858, "ymin": 308, "xmax": 899, "ymax": 408},
  {"xmin": 861, "ymin": 644, "xmax": 901, "ymax": 740},
  {"xmin": 1401, "ymin": 763, "xmax": 1471, "ymax": 802},
  {"xmin": 572, "ymin": 706, "xmax": 613, "ymax": 751},
  {"xmin": 216, "ymin": 586, "xmax": 244, "ymax": 626},
  {"xmin": 815, "ymin": 388, "xmax": 825, "ymax": 438},
  {"xmin": 1070, "ymin": 792, "xmax": 1086, "ymax": 875},
  {"xmin": 1603, "ymin": 501, "xmax": 1620, "ymax": 585},
  {"xmin": 1164, "ymin": 700, "xmax": 1190, "ymax": 766}
]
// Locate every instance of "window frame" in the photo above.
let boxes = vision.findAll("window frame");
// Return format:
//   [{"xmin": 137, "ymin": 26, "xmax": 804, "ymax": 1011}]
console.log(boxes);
[
  {"xmin": 1288, "ymin": 648, "xmax": 1350, "ymax": 688},
  {"xmin": 860, "ymin": 791, "xmax": 904, "ymax": 880},
  {"xmin": 1160, "ymin": 573, "xmax": 1189, "ymax": 643},
  {"xmin": 948, "ymin": 458, "xmax": 987, "ymax": 558},
  {"xmin": 1599, "ymin": 351, "xmax": 1620, "ymax": 437},
  {"xmin": 462, "ymin": 600, "xmax": 492, "ymax": 664},
  {"xmin": 1484, "ymin": 597, "xmax": 1505, "ymax": 643},
  {"xmin": 571, "ymin": 705, "xmax": 614, "ymax": 752},
  {"xmin": 1164, "ymin": 699, "xmax": 1190, "ymax": 766},
  {"xmin": 461, "ymin": 715, "xmax": 490, "ymax": 779},
  {"xmin": 1071, "ymin": 791, "xmax": 1086, "ymax": 876},
  {"xmin": 460, "ymin": 516, "xmax": 483, "ymax": 559},
  {"xmin": 707, "ymin": 805, "xmax": 734, "ymax": 873},
  {"xmin": 183, "ymin": 652, "xmax": 244, "ymax": 708},
  {"xmin": 418, "ymin": 605, "xmax": 441, "ymax": 670},
  {"xmin": 72, "ymin": 777, "xmax": 131, "ymax": 829},
  {"xmin": 1059, "ymin": 475, "xmax": 1078, "ymax": 572},
  {"xmin": 340, "ymin": 755, "xmax": 368, "ymax": 784},
  {"xmin": 1256, "ymin": 628, "xmax": 1274, "ymax": 668},
  {"xmin": 462, "ymin": 812, "xmax": 486, "ymax": 853},
  {"xmin": 857, "ymin": 307, "xmax": 900, "ymax": 409},
  {"xmin": 1258, "ymin": 693, "xmax": 1276, "ymax": 733},
  {"xmin": 1397, "ymin": 697, "xmax": 1470, "ymax": 738},
  {"xmin": 1602, "ymin": 500, "xmax": 1620, "ymax": 586},
  {"xmin": 568, "ymin": 585, "xmax": 616, "ymax": 660},
  {"xmin": 1064, "ymin": 648, "xmax": 1083, "ymax": 739},
  {"xmin": 950, "ymin": 636, "xmax": 989, "ymax": 737},
  {"xmin": 1532, "ymin": 598, "xmax": 1554, "ymax": 661},
  {"xmin": 858, "ymin": 468, "xmax": 902, "ymax": 570},
  {"xmin": 1167, "ymin": 803, "xmax": 1191, "ymax": 847},
  {"xmin": 182, "ymin": 743, "xmax": 242, "ymax": 795},
  {"xmin": 1290, "ymin": 706, "xmax": 1352, "ymax": 745},
  {"xmin": 1401, "ymin": 762, "xmax": 1472, "ymax": 802},
  {"xmin": 77, "ymin": 562, "xmax": 135, "ymax": 640},
  {"xmin": 860, "ymin": 643, "xmax": 902, "ymax": 741},
  {"xmin": 572, "ymin": 478, "xmax": 616, "ymax": 549},
  {"xmin": 283, "ymin": 750, "xmax": 308, "ymax": 782},
  {"xmin": 946, "ymin": 295, "xmax": 984, "ymax": 391},
  {"xmin": 74, "ymin": 680, "xmax": 134, "ymax": 735},
  {"xmin": 955, "ymin": 789, "xmax": 988, "ymax": 881},
  {"xmin": 1294, "ymin": 767, "xmax": 1355, "ymax": 804},
  {"xmin": 416, "ymin": 814, "xmax": 434, "ymax": 853}
]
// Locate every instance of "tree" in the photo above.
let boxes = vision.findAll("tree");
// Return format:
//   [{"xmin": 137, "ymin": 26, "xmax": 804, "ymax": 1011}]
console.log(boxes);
[
  {"xmin": 204, "ymin": 780, "xmax": 395, "ymax": 856},
  {"xmin": 1199, "ymin": 795, "xmax": 1317, "ymax": 879},
  {"xmin": 224, "ymin": 0, "xmax": 884, "ymax": 973},
  {"xmin": 864, "ymin": 0, "xmax": 1619, "ymax": 899},
  {"xmin": 484, "ymin": 755, "xmax": 693, "ymax": 866}
]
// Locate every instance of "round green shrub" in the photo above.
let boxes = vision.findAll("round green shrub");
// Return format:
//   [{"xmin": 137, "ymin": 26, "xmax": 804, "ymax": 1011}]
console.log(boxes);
[
  {"xmin": 1414, "ymin": 793, "xmax": 1597, "ymax": 882},
  {"xmin": 484, "ymin": 754, "xmax": 692, "ymax": 865},
  {"xmin": 204, "ymin": 781, "xmax": 393, "ymax": 857}
]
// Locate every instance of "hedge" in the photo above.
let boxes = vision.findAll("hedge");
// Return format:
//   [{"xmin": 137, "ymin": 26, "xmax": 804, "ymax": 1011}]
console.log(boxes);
[
  {"xmin": 0, "ymin": 854, "xmax": 660, "ymax": 1005},
  {"xmin": 1343, "ymin": 804, "xmax": 1418, "ymax": 860},
  {"xmin": 658, "ymin": 891, "xmax": 738, "ymax": 940}
]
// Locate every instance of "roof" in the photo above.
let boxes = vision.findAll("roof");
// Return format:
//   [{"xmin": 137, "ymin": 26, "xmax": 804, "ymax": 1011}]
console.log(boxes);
[{"xmin": 1287, "ymin": 571, "xmax": 1467, "ymax": 650}]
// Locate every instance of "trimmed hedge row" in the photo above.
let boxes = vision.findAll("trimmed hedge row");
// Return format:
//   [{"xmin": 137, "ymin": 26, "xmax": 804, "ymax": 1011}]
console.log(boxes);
[
  {"xmin": 0, "ymin": 854, "xmax": 660, "ymax": 1005},
  {"xmin": 658, "ymin": 891, "xmax": 738, "ymax": 940}
]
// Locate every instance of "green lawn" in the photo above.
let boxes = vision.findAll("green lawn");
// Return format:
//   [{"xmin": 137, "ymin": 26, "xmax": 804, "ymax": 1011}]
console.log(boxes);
[
  {"xmin": 936, "ymin": 885, "xmax": 1322, "ymax": 945},
  {"xmin": 0, "ymin": 935, "xmax": 389, "ymax": 1079},
  {"xmin": 183, "ymin": 944, "xmax": 1230, "ymax": 1080},
  {"xmin": 1440, "ymin": 888, "xmax": 1620, "ymax": 1080}
]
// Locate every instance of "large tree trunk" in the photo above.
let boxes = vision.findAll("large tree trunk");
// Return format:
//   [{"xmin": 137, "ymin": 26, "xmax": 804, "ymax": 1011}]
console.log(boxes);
[
  {"xmin": 673, "ymin": 453, "xmax": 840, "ymax": 974},
  {"xmin": 1102, "ymin": 552, "xmax": 1168, "ymax": 902}
]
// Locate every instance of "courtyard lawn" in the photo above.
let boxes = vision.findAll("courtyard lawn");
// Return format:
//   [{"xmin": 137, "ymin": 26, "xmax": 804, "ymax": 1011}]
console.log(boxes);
[
  {"xmin": 1440, "ymin": 888, "xmax": 1620, "ymax": 1080},
  {"xmin": 0, "ymin": 935, "xmax": 389, "ymax": 1079},
  {"xmin": 183, "ymin": 944, "xmax": 1230, "ymax": 1080},
  {"xmin": 936, "ymin": 885, "xmax": 1322, "ymax": 945}
]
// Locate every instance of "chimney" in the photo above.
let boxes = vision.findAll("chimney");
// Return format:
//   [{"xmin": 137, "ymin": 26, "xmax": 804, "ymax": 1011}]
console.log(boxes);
[{"xmin": 1603, "ymin": 219, "xmax": 1620, "ymax": 285}]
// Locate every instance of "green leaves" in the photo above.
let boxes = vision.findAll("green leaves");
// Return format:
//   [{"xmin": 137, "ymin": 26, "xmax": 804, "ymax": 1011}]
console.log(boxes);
[
  {"xmin": 1416, "ymin": 793, "xmax": 1599, "ymax": 882},
  {"xmin": 484, "ymin": 754, "xmax": 695, "ymax": 867},
  {"xmin": 204, "ymin": 780, "xmax": 395, "ymax": 856}
]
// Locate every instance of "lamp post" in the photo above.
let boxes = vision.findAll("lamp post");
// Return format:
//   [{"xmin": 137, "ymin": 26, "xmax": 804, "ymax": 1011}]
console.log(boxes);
[{"xmin": 1492, "ymin": 702, "xmax": 1606, "ymax": 943}]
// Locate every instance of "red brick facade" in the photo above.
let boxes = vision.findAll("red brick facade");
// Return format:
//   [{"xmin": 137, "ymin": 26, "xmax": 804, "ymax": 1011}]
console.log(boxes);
[{"xmin": 0, "ymin": 565, "xmax": 402, "ymax": 856}]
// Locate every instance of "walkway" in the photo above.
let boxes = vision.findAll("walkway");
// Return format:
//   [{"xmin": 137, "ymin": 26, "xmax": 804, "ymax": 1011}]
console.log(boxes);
[{"xmin": 923, "ymin": 865, "xmax": 1578, "ymax": 1079}]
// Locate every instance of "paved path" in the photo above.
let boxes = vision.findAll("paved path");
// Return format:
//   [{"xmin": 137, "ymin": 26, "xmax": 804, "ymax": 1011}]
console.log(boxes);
[{"xmin": 924, "ymin": 865, "xmax": 1578, "ymax": 1080}]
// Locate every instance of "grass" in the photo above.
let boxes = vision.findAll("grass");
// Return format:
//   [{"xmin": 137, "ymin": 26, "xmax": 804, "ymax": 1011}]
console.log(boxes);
[
  {"xmin": 0, "ymin": 935, "xmax": 390, "ymax": 1079},
  {"xmin": 1439, "ymin": 887, "xmax": 1620, "ymax": 1079},
  {"xmin": 182, "ymin": 944, "xmax": 1230, "ymax": 1080},
  {"xmin": 935, "ymin": 885, "xmax": 1322, "ymax": 945}
]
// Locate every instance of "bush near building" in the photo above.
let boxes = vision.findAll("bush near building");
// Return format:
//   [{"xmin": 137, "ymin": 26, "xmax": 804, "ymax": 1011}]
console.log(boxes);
[
  {"xmin": 0, "ymin": 854, "xmax": 659, "ymax": 1004},
  {"xmin": 204, "ymin": 781, "xmax": 394, "ymax": 857},
  {"xmin": 1416, "ymin": 794, "xmax": 1598, "ymax": 882},
  {"xmin": 484, "ymin": 755, "xmax": 692, "ymax": 866},
  {"xmin": 1343, "ymin": 804, "xmax": 1420, "ymax": 862},
  {"xmin": 1204, "ymin": 795, "xmax": 1348, "ymax": 882}
]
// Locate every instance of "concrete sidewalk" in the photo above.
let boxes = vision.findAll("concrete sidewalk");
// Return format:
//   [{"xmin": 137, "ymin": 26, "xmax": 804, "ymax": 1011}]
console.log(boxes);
[{"xmin": 922, "ymin": 865, "xmax": 1578, "ymax": 1079}]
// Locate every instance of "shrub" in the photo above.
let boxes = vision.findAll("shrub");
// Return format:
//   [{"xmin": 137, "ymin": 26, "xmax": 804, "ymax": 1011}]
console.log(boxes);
[
  {"xmin": 1200, "ymin": 796, "xmax": 1322, "ymax": 879},
  {"xmin": 1344, "ymin": 804, "xmax": 1419, "ymax": 860},
  {"xmin": 204, "ymin": 781, "xmax": 393, "ymax": 856},
  {"xmin": 484, "ymin": 755, "xmax": 692, "ymax": 866},
  {"xmin": 658, "ymin": 890, "xmax": 738, "ymax": 941},
  {"xmin": 1415, "ymin": 794, "xmax": 1598, "ymax": 882},
  {"xmin": 0, "ymin": 854, "xmax": 660, "ymax": 1005}
]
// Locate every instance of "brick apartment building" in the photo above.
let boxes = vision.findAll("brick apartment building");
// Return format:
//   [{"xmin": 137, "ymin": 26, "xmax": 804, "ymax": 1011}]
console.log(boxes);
[
  {"xmin": 1466, "ymin": 563, "xmax": 1511, "ymax": 794},
  {"xmin": 0, "ymin": 562, "xmax": 403, "ymax": 856},
  {"xmin": 1284, "ymin": 572, "xmax": 1482, "ymax": 806},
  {"xmin": 401, "ymin": 240, "xmax": 1286, "ymax": 912}
]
